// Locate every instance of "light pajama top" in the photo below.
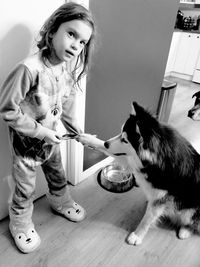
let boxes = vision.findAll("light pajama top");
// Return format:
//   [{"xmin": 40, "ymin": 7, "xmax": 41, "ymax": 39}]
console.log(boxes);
[{"xmin": 0, "ymin": 52, "xmax": 82, "ymax": 158}]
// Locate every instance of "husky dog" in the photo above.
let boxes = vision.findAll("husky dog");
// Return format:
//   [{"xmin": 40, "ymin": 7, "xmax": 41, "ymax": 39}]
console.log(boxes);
[
  {"xmin": 81, "ymin": 101, "xmax": 200, "ymax": 246},
  {"xmin": 188, "ymin": 91, "xmax": 200, "ymax": 120}
]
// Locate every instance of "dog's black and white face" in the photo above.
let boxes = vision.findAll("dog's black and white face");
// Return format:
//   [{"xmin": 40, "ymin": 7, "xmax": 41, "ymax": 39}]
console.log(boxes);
[
  {"xmin": 104, "ymin": 101, "xmax": 159, "ymax": 151},
  {"xmin": 103, "ymin": 102, "xmax": 146, "ymax": 173},
  {"xmin": 104, "ymin": 102, "xmax": 141, "ymax": 157},
  {"xmin": 104, "ymin": 101, "xmax": 161, "ymax": 168},
  {"xmin": 188, "ymin": 91, "xmax": 200, "ymax": 121}
]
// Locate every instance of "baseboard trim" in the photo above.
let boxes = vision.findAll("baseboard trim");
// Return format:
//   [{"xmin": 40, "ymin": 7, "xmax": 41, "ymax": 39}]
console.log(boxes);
[
  {"xmin": 80, "ymin": 156, "xmax": 114, "ymax": 183},
  {"xmin": 169, "ymin": 72, "xmax": 192, "ymax": 81}
]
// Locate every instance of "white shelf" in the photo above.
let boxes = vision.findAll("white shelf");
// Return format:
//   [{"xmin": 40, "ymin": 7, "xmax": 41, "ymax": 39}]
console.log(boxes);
[
  {"xmin": 179, "ymin": 2, "xmax": 200, "ymax": 9},
  {"xmin": 180, "ymin": 1, "xmax": 195, "ymax": 3}
]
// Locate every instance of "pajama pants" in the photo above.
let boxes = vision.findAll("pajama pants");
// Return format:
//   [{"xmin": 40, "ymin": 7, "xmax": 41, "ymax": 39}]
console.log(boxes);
[{"xmin": 8, "ymin": 128, "xmax": 71, "ymax": 226}]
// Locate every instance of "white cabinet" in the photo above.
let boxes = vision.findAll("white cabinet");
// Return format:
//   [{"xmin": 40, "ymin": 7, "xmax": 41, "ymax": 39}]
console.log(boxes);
[
  {"xmin": 173, "ymin": 32, "xmax": 200, "ymax": 75},
  {"xmin": 192, "ymin": 49, "xmax": 200, "ymax": 82},
  {"xmin": 185, "ymin": 34, "xmax": 200, "ymax": 75},
  {"xmin": 173, "ymin": 33, "xmax": 191, "ymax": 74},
  {"xmin": 165, "ymin": 32, "xmax": 200, "ymax": 77},
  {"xmin": 165, "ymin": 32, "xmax": 181, "ymax": 74}
]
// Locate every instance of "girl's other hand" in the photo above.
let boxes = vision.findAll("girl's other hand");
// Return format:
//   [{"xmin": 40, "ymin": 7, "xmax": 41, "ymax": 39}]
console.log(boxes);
[{"xmin": 44, "ymin": 129, "xmax": 62, "ymax": 144}]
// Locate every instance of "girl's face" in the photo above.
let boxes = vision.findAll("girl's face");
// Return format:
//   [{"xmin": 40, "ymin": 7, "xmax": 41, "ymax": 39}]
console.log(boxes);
[{"xmin": 50, "ymin": 20, "xmax": 92, "ymax": 65}]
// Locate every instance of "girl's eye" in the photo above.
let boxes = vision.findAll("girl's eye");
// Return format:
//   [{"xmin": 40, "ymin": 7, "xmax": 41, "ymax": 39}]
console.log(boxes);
[
  {"xmin": 80, "ymin": 40, "xmax": 86, "ymax": 46},
  {"xmin": 68, "ymin": 31, "xmax": 74, "ymax": 37}
]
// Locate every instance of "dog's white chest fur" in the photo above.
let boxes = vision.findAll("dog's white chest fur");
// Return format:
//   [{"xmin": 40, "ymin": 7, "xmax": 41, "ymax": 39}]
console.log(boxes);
[{"xmin": 127, "ymin": 152, "xmax": 167, "ymax": 202}]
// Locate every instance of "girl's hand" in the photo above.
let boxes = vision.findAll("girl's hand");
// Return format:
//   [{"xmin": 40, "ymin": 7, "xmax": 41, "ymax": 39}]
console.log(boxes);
[
  {"xmin": 44, "ymin": 129, "xmax": 62, "ymax": 144},
  {"xmin": 76, "ymin": 133, "xmax": 105, "ymax": 150}
]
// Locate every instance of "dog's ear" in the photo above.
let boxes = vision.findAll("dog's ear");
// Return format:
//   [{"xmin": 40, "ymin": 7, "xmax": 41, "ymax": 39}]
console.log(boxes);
[
  {"xmin": 131, "ymin": 101, "xmax": 159, "ymax": 139},
  {"xmin": 131, "ymin": 101, "xmax": 145, "ymax": 116},
  {"xmin": 131, "ymin": 101, "xmax": 157, "ymax": 124},
  {"xmin": 131, "ymin": 101, "xmax": 151, "ymax": 119},
  {"xmin": 192, "ymin": 91, "xmax": 200, "ymax": 99},
  {"xmin": 131, "ymin": 102, "xmax": 136, "ymax": 115}
]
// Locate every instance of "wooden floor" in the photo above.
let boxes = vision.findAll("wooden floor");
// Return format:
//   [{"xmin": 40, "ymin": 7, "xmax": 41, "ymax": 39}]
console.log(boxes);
[
  {"xmin": 1, "ymin": 77, "xmax": 200, "ymax": 266},
  {"xmin": 168, "ymin": 76, "xmax": 200, "ymax": 152},
  {"xmin": 0, "ymin": 174, "xmax": 200, "ymax": 267}
]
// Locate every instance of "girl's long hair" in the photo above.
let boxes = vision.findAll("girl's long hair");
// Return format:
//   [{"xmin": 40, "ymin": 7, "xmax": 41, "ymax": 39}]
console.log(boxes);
[{"xmin": 37, "ymin": 2, "xmax": 96, "ymax": 86}]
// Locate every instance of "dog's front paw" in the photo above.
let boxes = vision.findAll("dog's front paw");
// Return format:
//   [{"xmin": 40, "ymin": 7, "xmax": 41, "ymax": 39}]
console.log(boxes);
[
  {"xmin": 178, "ymin": 227, "xmax": 192, "ymax": 240},
  {"xmin": 126, "ymin": 232, "xmax": 143, "ymax": 246}
]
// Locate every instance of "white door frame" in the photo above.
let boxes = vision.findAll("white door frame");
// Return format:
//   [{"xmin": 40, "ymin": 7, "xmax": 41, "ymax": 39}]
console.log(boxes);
[
  {"xmin": 63, "ymin": 0, "xmax": 113, "ymax": 185},
  {"xmin": 64, "ymin": 76, "xmax": 86, "ymax": 185},
  {"xmin": 63, "ymin": 0, "xmax": 88, "ymax": 185}
]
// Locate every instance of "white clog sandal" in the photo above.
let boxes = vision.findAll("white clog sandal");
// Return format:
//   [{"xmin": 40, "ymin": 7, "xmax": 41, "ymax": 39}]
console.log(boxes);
[
  {"xmin": 9, "ymin": 223, "xmax": 41, "ymax": 253},
  {"xmin": 46, "ymin": 193, "xmax": 86, "ymax": 222},
  {"xmin": 53, "ymin": 201, "xmax": 86, "ymax": 222}
]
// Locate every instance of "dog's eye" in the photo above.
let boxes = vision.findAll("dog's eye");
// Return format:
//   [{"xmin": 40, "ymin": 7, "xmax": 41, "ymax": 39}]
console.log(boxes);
[
  {"xmin": 36, "ymin": 114, "xmax": 47, "ymax": 122},
  {"xmin": 52, "ymin": 108, "xmax": 59, "ymax": 116},
  {"xmin": 121, "ymin": 137, "xmax": 128, "ymax": 143}
]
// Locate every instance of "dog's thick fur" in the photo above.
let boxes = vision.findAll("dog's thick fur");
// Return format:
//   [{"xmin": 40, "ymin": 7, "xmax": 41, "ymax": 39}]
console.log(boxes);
[
  {"xmin": 100, "ymin": 101, "xmax": 200, "ymax": 245},
  {"xmin": 80, "ymin": 101, "xmax": 200, "ymax": 245}
]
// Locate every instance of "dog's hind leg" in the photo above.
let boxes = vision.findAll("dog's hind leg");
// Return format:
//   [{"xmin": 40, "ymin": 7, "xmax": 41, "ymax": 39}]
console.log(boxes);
[{"xmin": 127, "ymin": 202, "xmax": 165, "ymax": 245}]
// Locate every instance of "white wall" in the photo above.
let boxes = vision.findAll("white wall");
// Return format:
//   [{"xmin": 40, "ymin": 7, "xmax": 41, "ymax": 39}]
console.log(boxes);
[{"xmin": 0, "ymin": 0, "xmax": 64, "ymax": 220}]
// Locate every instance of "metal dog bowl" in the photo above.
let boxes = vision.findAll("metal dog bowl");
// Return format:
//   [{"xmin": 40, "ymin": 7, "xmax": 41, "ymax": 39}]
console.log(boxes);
[{"xmin": 97, "ymin": 162, "xmax": 135, "ymax": 193}]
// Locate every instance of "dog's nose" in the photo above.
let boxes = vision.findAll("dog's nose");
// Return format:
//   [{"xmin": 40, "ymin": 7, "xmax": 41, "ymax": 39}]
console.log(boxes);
[
  {"xmin": 104, "ymin": 141, "xmax": 109, "ymax": 149},
  {"xmin": 188, "ymin": 109, "xmax": 193, "ymax": 118}
]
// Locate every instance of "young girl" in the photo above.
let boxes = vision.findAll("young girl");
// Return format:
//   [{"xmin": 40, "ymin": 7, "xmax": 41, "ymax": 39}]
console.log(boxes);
[{"xmin": 0, "ymin": 2, "xmax": 96, "ymax": 253}]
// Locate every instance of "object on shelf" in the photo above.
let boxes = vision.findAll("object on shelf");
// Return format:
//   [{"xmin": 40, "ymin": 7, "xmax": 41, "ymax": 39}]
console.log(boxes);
[
  {"xmin": 175, "ymin": 10, "xmax": 199, "ymax": 30},
  {"xmin": 183, "ymin": 16, "xmax": 195, "ymax": 29},
  {"xmin": 175, "ymin": 10, "xmax": 184, "ymax": 29}
]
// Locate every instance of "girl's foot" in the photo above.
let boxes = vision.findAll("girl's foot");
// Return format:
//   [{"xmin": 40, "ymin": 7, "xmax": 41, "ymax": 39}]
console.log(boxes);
[
  {"xmin": 46, "ymin": 193, "xmax": 86, "ymax": 222},
  {"xmin": 9, "ymin": 222, "xmax": 41, "ymax": 253},
  {"xmin": 52, "ymin": 201, "xmax": 86, "ymax": 222}
]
